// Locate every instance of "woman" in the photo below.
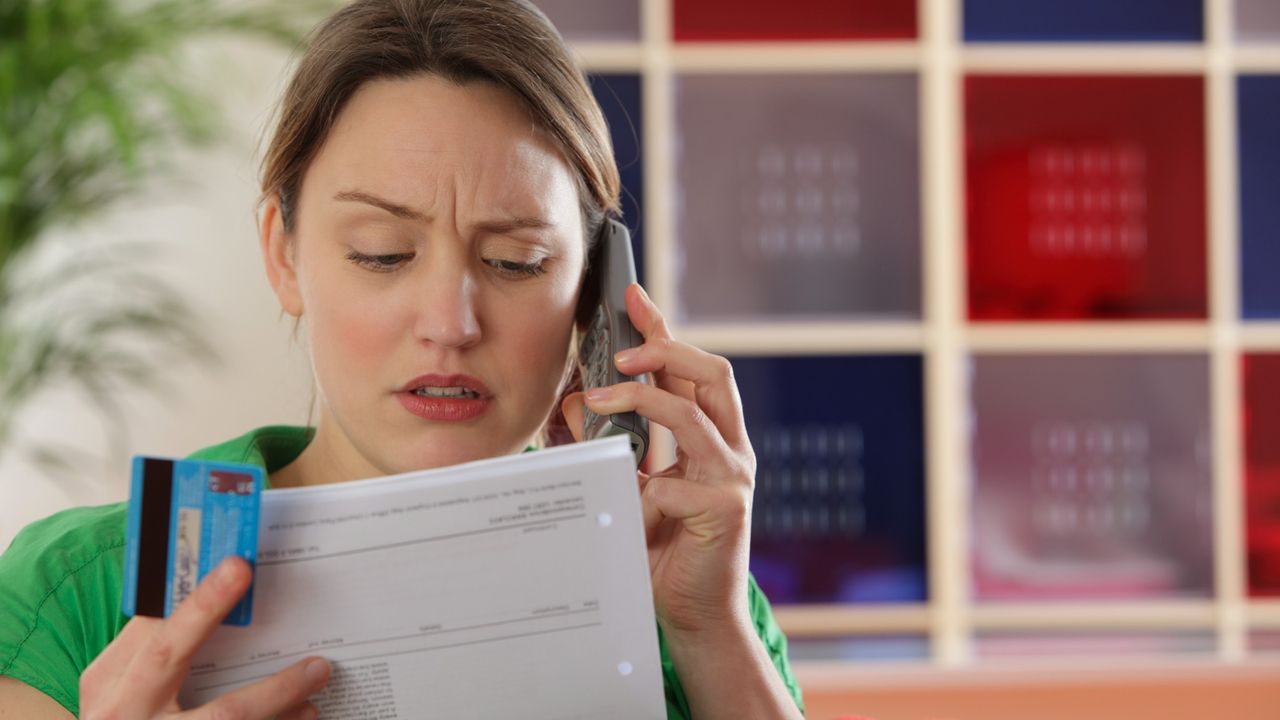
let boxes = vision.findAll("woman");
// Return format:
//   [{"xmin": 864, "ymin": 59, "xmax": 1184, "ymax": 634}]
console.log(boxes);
[{"xmin": 0, "ymin": 1, "xmax": 806, "ymax": 717}]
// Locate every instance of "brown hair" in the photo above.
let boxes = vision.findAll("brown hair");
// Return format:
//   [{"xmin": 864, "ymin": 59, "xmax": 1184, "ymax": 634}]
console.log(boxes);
[{"xmin": 261, "ymin": 0, "xmax": 621, "ymax": 245}]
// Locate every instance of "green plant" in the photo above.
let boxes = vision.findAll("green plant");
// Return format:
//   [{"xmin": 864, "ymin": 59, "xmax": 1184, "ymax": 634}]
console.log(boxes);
[{"xmin": 0, "ymin": 0, "xmax": 326, "ymax": 471}]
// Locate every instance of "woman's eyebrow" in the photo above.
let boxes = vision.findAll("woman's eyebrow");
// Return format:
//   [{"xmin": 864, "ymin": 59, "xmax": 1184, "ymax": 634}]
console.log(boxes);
[
  {"xmin": 474, "ymin": 216, "xmax": 555, "ymax": 235},
  {"xmin": 332, "ymin": 189, "xmax": 554, "ymax": 234},
  {"xmin": 333, "ymin": 189, "xmax": 426, "ymax": 221}
]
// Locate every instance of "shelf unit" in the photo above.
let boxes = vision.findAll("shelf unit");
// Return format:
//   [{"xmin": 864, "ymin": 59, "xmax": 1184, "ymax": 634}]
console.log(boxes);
[{"xmin": 542, "ymin": 0, "xmax": 1280, "ymax": 668}]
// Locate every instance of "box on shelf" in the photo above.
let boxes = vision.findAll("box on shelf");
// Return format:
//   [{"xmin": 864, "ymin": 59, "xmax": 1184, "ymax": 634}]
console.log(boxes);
[
  {"xmin": 965, "ymin": 75, "xmax": 1208, "ymax": 320},
  {"xmin": 969, "ymin": 354, "xmax": 1214, "ymax": 601},
  {"xmin": 734, "ymin": 355, "xmax": 927, "ymax": 605}
]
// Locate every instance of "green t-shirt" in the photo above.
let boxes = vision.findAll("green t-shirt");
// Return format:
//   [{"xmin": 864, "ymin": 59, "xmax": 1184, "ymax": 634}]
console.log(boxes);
[{"xmin": 0, "ymin": 425, "xmax": 804, "ymax": 717}]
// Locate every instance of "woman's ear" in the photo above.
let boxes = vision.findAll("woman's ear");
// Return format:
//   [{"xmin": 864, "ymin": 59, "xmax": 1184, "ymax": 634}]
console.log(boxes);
[{"xmin": 260, "ymin": 194, "xmax": 304, "ymax": 318}]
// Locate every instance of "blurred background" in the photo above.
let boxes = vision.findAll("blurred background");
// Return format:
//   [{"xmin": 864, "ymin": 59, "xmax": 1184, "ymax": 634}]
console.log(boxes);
[{"xmin": 2, "ymin": 0, "xmax": 1280, "ymax": 718}]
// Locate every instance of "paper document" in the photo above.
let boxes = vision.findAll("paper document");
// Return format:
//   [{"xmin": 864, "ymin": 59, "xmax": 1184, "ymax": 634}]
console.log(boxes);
[{"xmin": 178, "ymin": 436, "xmax": 665, "ymax": 718}]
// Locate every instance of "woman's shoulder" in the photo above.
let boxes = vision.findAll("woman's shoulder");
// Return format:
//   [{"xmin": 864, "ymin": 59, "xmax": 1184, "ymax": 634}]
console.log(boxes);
[
  {"xmin": 0, "ymin": 502, "xmax": 130, "ymax": 628},
  {"xmin": 0, "ymin": 502, "xmax": 130, "ymax": 715},
  {"xmin": 1, "ymin": 501, "xmax": 130, "ymax": 583}
]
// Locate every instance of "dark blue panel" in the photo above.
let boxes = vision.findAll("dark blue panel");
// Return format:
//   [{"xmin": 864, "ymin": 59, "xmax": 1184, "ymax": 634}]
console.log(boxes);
[
  {"xmin": 589, "ymin": 73, "xmax": 645, "ymax": 285},
  {"xmin": 1240, "ymin": 76, "xmax": 1280, "ymax": 319},
  {"xmin": 733, "ymin": 355, "xmax": 927, "ymax": 604},
  {"xmin": 964, "ymin": 0, "xmax": 1203, "ymax": 42}
]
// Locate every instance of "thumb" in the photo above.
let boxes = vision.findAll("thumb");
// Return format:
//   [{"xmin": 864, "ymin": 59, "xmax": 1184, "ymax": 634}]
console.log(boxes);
[{"xmin": 560, "ymin": 391, "xmax": 586, "ymax": 443}]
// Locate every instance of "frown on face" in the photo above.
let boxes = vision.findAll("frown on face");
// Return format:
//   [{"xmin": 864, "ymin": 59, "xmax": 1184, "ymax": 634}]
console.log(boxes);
[{"xmin": 262, "ymin": 74, "xmax": 587, "ymax": 478}]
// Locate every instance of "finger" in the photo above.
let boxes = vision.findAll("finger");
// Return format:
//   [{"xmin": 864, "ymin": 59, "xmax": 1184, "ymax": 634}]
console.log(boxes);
[
  {"xmin": 82, "ymin": 615, "xmax": 162, "ymax": 686},
  {"xmin": 585, "ymin": 381, "xmax": 737, "ymax": 478},
  {"xmin": 560, "ymin": 391, "xmax": 586, "ymax": 443},
  {"xmin": 643, "ymin": 474, "xmax": 750, "ymax": 537},
  {"xmin": 614, "ymin": 333, "xmax": 749, "ymax": 452},
  {"xmin": 186, "ymin": 657, "xmax": 330, "ymax": 720},
  {"xmin": 623, "ymin": 284, "xmax": 696, "ymax": 402},
  {"xmin": 121, "ymin": 557, "xmax": 252, "ymax": 700}
]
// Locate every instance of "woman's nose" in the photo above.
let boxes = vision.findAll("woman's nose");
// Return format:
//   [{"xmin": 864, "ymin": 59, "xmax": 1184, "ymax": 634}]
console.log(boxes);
[{"xmin": 412, "ymin": 266, "xmax": 482, "ymax": 349}]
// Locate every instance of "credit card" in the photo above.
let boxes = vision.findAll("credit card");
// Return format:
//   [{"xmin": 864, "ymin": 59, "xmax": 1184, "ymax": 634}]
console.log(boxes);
[{"xmin": 123, "ymin": 456, "xmax": 263, "ymax": 625}]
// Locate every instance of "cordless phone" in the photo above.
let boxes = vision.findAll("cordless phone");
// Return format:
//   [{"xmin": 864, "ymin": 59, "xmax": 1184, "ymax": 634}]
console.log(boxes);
[{"xmin": 576, "ymin": 218, "xmax": 650, "ymax": 466}]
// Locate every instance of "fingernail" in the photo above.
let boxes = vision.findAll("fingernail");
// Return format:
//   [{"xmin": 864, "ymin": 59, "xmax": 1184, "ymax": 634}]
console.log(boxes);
[
  {"xmin": 585, "ymin": 387, "xmax": 613, "ymax": 403},
  {"xmin": 305, "ymin": 658, "xmax": 329, "ymax": 684},
  {"xmin": 636, "ymin": 284, "xmax": 653, "ymax": 304},
  {"xmin": 614, "ymin": 348, "xmax": 638, "ymax": 366}
]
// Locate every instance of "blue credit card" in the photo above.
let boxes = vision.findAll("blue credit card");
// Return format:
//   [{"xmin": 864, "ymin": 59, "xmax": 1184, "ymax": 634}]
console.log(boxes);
[{"xmin": 123, "ymin": 457, "xmax": 263, "ymax": 625}]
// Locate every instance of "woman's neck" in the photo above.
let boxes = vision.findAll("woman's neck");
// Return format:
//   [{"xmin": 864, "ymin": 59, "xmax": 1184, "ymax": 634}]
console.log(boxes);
[{"xmin": 268, "ymin": 422, "xmax": 381, "ymax": 488}]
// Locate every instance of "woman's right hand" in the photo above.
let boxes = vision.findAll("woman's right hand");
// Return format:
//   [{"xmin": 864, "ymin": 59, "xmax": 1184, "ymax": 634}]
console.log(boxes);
[{"xmin": 80, "ymin": 557, "xmax": 330, "ymax": 720}]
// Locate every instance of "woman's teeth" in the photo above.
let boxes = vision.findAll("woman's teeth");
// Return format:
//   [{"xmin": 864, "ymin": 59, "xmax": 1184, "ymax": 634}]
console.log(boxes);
[{"xmin": 412, "ymin": 386, "xmax": 481, "ymax": 399}]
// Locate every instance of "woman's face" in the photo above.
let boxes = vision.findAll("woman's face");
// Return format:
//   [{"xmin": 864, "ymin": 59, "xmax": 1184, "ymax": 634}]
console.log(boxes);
[{"xmin": 263, "ymin": 74, "xmax": 586, "ymax": 478}]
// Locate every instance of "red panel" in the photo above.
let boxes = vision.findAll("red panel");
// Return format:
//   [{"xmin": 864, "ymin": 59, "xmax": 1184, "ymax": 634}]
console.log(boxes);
[
  {"xmin": 672, "ymin": 0, "xmax": 917, "ymax": 41},
  {"xmin": 965, "ymin": 76, "xmax": 1208, "ymax": 320},
  {"xmin": 1245, "ymin": 354, "xmax": 1280, "ymax": 597}
]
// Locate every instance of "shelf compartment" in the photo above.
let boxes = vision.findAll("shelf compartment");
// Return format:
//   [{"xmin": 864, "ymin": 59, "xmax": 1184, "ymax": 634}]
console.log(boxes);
[
  {"xmin": 1239, "ymin": 75, "xmax": 1280, "ymax": 319},
  {"xmin": 1244, "ymin": 354, "xmax": 1280, "ymax": 597},
  {"xmin": 1237, "ymin": 0, "xmax": 1280, "ymax": 43},
  {"xmin": 675, "ymin": 73, "xmax": 921, "ymax": 322},
  {"xmin": 736, "ymin": 355, "xmax": 927, "ymax": 604},
  {"xmin": 672, "ymin": 0, "xmax": 917, "ymax": 42},
  {"xmin": 969, "ymin": 354, "xmax": 1214, "ymax": 601},
  {"xmin": 965, "ymin": 75, "xmax": 1208, "ymax": 320},
  {"xmin": 963, "ymin": 0, "xmax": 1203, "ymax": 43},
  {"xmin": 533, "ymin": 0, "xmax": 640, "ymax": 42}
]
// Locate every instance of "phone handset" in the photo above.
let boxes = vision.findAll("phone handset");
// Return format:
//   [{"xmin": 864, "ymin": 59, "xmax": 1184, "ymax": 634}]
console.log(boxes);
[{"xmin": 575, "ymin": 218, "xmax": 650, "ymax": 466}]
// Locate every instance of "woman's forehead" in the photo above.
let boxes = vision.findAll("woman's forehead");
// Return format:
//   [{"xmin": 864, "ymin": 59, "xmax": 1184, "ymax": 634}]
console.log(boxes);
[{"xmin": 309, "ymin": 75, "xmax": 579, "ymax": 222}]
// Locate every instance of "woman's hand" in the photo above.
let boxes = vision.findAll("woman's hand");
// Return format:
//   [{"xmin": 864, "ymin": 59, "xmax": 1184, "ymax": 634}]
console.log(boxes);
[
  {"xmin": 562, "ymin": 283, "xmax": 756, "ymax": 638},
  {"xmin": 80, "ymin": 557, "xmax": 330, "ymax": 720}
]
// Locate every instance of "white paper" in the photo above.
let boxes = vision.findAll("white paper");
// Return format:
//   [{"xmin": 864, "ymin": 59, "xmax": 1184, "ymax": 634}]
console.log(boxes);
[{"xmin": 179, "ymin": 436, "xmax": 665, "ymax": 719}]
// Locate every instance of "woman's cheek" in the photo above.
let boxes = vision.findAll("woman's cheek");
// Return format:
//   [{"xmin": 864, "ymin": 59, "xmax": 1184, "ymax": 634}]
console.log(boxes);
[
  {"xmin": 308, "ymin": 286, "xmax": 406, "ymax": 403},
  {"xmin": 506, "ymin": 289, "xmax": 576, "ymax": 387}
]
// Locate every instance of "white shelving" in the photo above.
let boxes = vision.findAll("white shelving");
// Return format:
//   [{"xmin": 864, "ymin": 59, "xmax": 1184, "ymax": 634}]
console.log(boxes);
[{"xmin": 562, "ymin": 0, "xmax": 1280, "ymax": 668}]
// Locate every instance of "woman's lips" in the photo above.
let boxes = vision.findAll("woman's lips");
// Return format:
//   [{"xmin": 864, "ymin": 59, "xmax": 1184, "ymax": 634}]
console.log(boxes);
[
  {"xmin": 398, "ymin": 373, "xmax": 491, "ymax": 396},
  {"xmin": 395, "ymin": 391, "xmax": 491, "ymax": 422}
]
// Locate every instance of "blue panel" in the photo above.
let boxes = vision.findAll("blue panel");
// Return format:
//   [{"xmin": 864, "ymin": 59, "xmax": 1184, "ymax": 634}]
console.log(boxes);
[
  {"xmin": 964, "ymin": 0, "xmax": 1204, "ymax": 42},
  {"xmin": 1240, "ymin": 76, "xmax": 1280, "ymax": 319},
  {"xmin": 589, "ymin": 73, "xmax": 646, "ymax": 285},
  {"xmin": 733, "ymin": 355, "xmax": 927, "ymax": 604}
]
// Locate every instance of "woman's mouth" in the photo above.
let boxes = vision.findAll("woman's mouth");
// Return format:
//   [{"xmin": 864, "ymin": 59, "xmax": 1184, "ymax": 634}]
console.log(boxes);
[
  {"xmin": 397, "ymin": 373, "xmax": 492, "ymax": 422},
  {"xmin": 411, "ymin": 386, "xmax": 482, "ymax": 399}
]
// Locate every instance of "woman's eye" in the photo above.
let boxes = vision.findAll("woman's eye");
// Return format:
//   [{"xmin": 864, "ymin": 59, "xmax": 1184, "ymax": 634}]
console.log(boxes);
[
  {"xmin": 346, "ymin": 251, "xmax": 413, "ymax": 272},
  {"xmin": 487, "ymin": 258, "xmax": 548, "ymax": 278}
]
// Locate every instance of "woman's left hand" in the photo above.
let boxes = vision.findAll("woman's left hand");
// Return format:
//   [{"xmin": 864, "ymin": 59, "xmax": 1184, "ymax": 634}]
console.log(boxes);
[{"xmin": 562, "ymin": 283, "xmax": 756, "ymax": 637}]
